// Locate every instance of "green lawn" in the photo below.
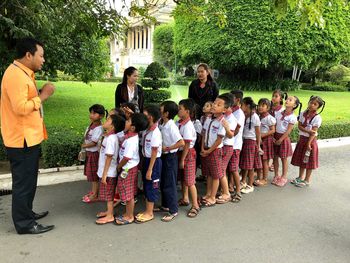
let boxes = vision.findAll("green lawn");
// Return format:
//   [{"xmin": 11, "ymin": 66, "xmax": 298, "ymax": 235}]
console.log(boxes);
[{"xmin": 38, "ymin": 81, "xmax": 350, "ymax": 134}]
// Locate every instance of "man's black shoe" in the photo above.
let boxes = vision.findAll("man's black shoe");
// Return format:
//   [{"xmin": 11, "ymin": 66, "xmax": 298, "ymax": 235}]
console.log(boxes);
[
  {"xmin": 34, "ymin": 211, "xmax": 49, "ymax": 220},
  {"xmin": 18, "ymin": 223, "xmax": 54, "ymax": 235}
]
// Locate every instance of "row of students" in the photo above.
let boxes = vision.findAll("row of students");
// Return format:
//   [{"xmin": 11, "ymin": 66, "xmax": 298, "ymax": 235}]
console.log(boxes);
[{"xmin": 80, "ymin": 89, "xmax": 325, "ymax": 225}]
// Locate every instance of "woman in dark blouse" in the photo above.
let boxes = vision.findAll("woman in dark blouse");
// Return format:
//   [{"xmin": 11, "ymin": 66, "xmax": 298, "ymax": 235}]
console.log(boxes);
[
  {"xmin": 188, "ymin": 63, "xmax": 219, "ymax": 110},
  {"xmin": 115, "ymin": 66, "xmax": 144, "ymax": 112}
]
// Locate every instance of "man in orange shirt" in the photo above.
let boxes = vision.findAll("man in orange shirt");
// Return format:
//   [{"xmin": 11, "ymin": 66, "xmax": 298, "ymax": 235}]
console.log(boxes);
[{"xmin": 1, "ymin": 38, "xmax": 55, "ymax": 234}]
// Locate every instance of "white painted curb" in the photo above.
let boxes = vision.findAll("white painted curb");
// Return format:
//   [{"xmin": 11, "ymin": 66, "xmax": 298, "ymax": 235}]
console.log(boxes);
[{"xmin": 1, "ymin": 137, "xmax": 350, "ymax": 190}]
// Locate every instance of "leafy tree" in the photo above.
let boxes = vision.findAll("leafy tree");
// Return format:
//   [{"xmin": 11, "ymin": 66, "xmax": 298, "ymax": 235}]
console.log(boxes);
[{"xmin": 153, "ymin": 23, "xmax": 175, "ymax": 69}]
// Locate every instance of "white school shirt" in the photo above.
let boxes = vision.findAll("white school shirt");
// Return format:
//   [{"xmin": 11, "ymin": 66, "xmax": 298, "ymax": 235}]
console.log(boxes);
[
  {"xmin": 177, "ymin": 118, "xmax": 196, "ymax": 150},
  {"xmin": 232, "ymin": 108, "xmax": 245, "ymax": 150},
  {"xmin": 116, "ymin": 130, "xmax": 125, "ymax": 146},
  {"xmin": 243, "ymin": 113, "xmax": 261, "ymax": 140},
  {"xmin": 260, "ymin": 114, "xmax": 276, "ymax": 134},
  {"xmin": 119, "ymin": 133, "xmax": 139, "ymax": 170},
  {"xmin": 159, "ymin": 119, "xmax": 182, "ymax": 154},
  {"xmin": 275, "ymin": 110, "xmax": 297, "ymax": 134},
  {"xmin": 141, "ymin": 124, "xmax": 162, "ymax": 158},
  {"xmin": 202, "ymin": 115, "xmax": 226, "ymax": 148},
  {"xmin": 271, "ymin": 106, "xmax": 284, "ymax": 117},
  {"xmin": 84, "ymin": 124, "xmax": 103, "ymax": 152},
  {"xmin": 97, "ymin": 134, "xmax": 119, "ymax": 178},
  {"xmin": 223, "ymin": 113, "xmax": 238, "ymax": 146},
  {"xmin": 193, "ymin": 119, "xmax": 202, "ymax": 135},
  {"xmin": 298, "ymin": 111, "xmax": 322, "ymax": 137}
]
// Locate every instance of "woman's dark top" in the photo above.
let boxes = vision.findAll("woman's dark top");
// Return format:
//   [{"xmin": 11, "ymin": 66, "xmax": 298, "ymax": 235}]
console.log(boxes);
[
  {"xmin": 188, "ymin": 79, "xmax": 219, "ymax": 109},
  {"xmin": 115, "ymin": 83, "xmax": 144, "ymax": 112}
]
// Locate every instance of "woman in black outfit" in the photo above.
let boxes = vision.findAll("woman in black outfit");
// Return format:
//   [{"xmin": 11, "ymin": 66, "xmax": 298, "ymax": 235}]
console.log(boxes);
[
  {"xmin": 188, "ymin": 63, "xmax": 219, "ymax": 110},
  {"xmin": 115, "ymin": 66, "xmax": 144, "ymax": 112}
]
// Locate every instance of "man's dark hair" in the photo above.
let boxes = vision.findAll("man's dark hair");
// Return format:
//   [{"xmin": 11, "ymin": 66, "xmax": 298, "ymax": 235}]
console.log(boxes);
[
  {"xmin": 121, "ymin": 102, "xmax": 136, "ymax": 114},
  {"xmin": 160, "ymin": 101, "xmax": 178, "ymax": 120},
  {"xmin": 218, "ymin": 93, "xmax": 234, "ymax": 108},
  {"xmin": 230, "ymin": 89, "xmax": 243, "ymax": 102},
  {"xmin": 131, "ymin": 113, "xmax": 148, "ymax": 132},
  {"xmin": 144, "ymin": 104, "xmax": 161, "ymax": 123},
  {"xmin": 15, "ymin": 38, "xmax": 44, "ymax": 59},
  {"xmin": 89, "ymin": 104, "xmax": 106, "ymax": 116},
  {"xmin": 179, "ymin": 98, "xmax": 195, "ymax": 112},
  {"xmin": 111, "ymin": 114, "xmax": 125, "ymax": 133}
]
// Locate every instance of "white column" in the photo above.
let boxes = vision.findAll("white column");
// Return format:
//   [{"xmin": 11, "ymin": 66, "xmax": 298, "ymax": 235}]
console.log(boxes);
[
  {"xmin": 136, "ymin": 27, "xmax": 139, "ymax": 50},
  {"xmin": 143, "ymin": 27, "xmax": 147, "ymax": 50},
  {"xmin": 131, "ymin": 29, "xmax": 135, "ymax": 49},
  {"xmin": 149, "ymin": 25, "xmax": 155, "ymax": 50}
]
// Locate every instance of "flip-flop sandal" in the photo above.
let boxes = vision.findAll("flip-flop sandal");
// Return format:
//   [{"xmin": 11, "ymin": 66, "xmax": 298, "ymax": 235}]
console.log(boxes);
[
  {"xmin": 135, "ymin": 214, "xmax": 154, "ymax": 224},
  {"xmin": 96, "ymin": 212, "xmax": 108, "ymax": 218},
  {"xmin": 95, "ymin": 217, "xmax": 114, "ymax": 225},
  {"xmin": 161, "ymin": 213, "xmax": 178, "ymax": 222},
  {"xmin": 178, "ymin": 198, "xmax": 190, "ymax": 206},
  {"xmin": 215, "ymin": 196, "xmax": 231, "ymax": 204},
  {"xmin": 200, "ymin": 199, "xmax": 216, "ymax": 208},
  {"xmin": 114, "ymin": 216, "xmax": 134, "ymax": 225},
  {"xmin": 187, "ymin": 207, "xmax": 200, "ymax": 218},
  {"xmin": 82, "ymin": 195, "xmax": 98, "ymax": 203},
  {"xmin": 153, "ymin": 206, "xmax": 170, "ymax": 212},
  {"xmin": 82, "ymin": 191, "xmax": 94, "ymax": 200},
  {"xmin": 231, "ymin": 192, "xmax": 242, "ymax": 203}
]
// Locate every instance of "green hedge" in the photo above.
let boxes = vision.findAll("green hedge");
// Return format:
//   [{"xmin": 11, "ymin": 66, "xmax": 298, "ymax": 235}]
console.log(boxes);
[
  {"xmin": 217, "ymin": 77, "xmax": 301, "ymax": 91},
  {"xmin": 301, "ymin": 82, "xmax": 348, "ymax": 92},
  {"xmin": 141, "ymin": 78, "xmax": 171, "ymax": 90},
  {"xmin": 41, "ymin": 128, "xmax": 82, "ymax": 168},
  {"xmin": 143, "ymin": 88, "xmax": 171, "ymax": 103},
  {"xmin": 172, "ymin": 77, "xmax": 192, "ymax": 86}
]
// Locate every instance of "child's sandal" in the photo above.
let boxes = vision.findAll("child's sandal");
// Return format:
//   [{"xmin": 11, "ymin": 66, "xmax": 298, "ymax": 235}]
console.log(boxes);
[
  {"xmin": 187, "ymin": 207, "xmax": 200, "ymax": 218},
  {"xmin": 231, "ymin": 192, "xmax": 242, "ymax": 203},
  {"xmin": 161, "ymin": 213, "xmax": 178, "ymax": 222}
]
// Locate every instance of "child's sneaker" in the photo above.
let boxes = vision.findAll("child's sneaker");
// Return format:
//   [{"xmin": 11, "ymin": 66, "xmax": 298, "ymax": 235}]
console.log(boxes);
[
  {"xmin": 295, "ymin": 180, "xmax": 309, "ymax": 188},
  {"xmin": 241, "ymin": 185, "xmax": 254, "ymax": 194},
  {"xmin": 240, "ymin": 181, "xmax": 247, "ymax": 189},
  {"xmin": 276, "ymin": 177, "xmax": 287, "ymax": 187},
  {"xmin": 290, "ymin": 177, "xmax": 302, "ymax": 185}
]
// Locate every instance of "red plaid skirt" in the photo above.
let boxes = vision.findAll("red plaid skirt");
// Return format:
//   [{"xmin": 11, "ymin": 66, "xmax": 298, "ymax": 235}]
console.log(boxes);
[
  {"xmin": 239, "ymin": 139, "xmax": 262, "ymax": 170},
  {"xmin": 99, "ymin": 177, "xmax": 117, "ymax": 201},
  {"xmin": 261, "ymin": 135, "xmax": 274, "ymax": 161},
  {"xmin": 117, "ymin": 166, "xmax": 138, "ymax": 202},
  {"xmin": 222, "ymin": 145, "xmax": 234, "ymax": 172},
  {"xmin": 228, "ymin": 149, "xmax": 240, "ymax": 172},
  {"xmin": 84, "ymin": 151, "xmax": 99, "ymax": 182},
  {"xmin": 291, "ymin": 136, "xmax": 319, "ymax": 169},
  {"xmin": 204, "ymin": 148, "xmax": 223, "ymax": 179},
  {"xmin": 274, "ymin": 133, "xmax": 293, "ymax": 159},
  {"xmin": 178, "ymin": 148, "xmax": 196, "ymax": 187}
]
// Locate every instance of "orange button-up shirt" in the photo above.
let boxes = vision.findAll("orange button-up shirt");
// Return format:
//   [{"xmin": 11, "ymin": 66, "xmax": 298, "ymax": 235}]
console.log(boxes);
[{"xmin": 1, "ymin": 61, "xmax": 44, "ymax": 147}]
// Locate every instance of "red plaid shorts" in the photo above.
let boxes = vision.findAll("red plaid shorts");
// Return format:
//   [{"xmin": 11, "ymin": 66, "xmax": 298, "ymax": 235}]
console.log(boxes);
[
  {"xmin": 274, "ymin": 133, "xmax": 293, "ymax": 159},
  {"xmin": 178, "ymin": 148, "xmax": 196, "ymax": 187},
  {"xmin": 99, "ymin": 177, "xmax": 117, "ymax": 201},
  {"xmin": 117, "ymin": 166, "xmax": 138, "ymax": 202},
  {"xmin": 261, "ymin": 135, "xmax": 275, "ymax": 161},
  {"xmin": 84, "ymin": 151, "xmax": 99, "ymax": 182},
  {"xmin": 239, "ymin": 139, "xmax": 262, "ymax": 170},
  {"xmin": 205, "ymin": 148, "xmax": 224, "ymax": 179},
  {"xmin": 291, "ymin": 135, "xmax": 319, "ymax": 169},
  {"xmin": 222, "ymin": 145, "xmax": 234, "ymax": 172},
  {"xmin": 228, "ymin": 149, "xmax": 240, "ymax": 172}
]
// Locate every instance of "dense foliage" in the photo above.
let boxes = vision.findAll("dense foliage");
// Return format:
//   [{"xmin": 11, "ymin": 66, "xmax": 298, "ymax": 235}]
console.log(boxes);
[{"xmin": 153, "ymin": 23, "xmax": 175, "ymax": 70}]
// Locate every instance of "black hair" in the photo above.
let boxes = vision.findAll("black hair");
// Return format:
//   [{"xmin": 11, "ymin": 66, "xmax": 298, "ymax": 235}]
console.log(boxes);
[
  {"xmin": 218, "ymin": 93, "xmax": 234, "ymax": 108},
  {"xmin": 121, "ymin": 102, "xmax": 136, "ymax": 114},
  {"xmin": 258, "ymin": 98, "xmax": 271, "ymax": 109},
  {"xmin": 191, "ymin": 103, "xmax": 202, "ymax": 121},
  {"xmin": 272, "ymin": 89, "xmax": 288, "ymax": 105},
  {"xmin": 179, "ymin": 98, "xmax": 195, "ymax": 112},
  {"xmin": 242, "ymin": 97, "xmax": 257, "ymax": 130},
  {"xmin": 161, "ymin": 101, "xmax": 179, "ymax": 120},
  {"xmin": 109, "ymin": 107, "xmax": 126, "ymax": 118},
  {"xmin": 230, "ymin": 89, "xmax": 243, "ymax": 103},
  {"xmin": 309, "ymin": 95, "xmax": 325, "ymax": 113},
  {"xmin": 131, "ymin": 113, "xmax": 148, "ymax": 132},
  {"xmin": 144, "ymin": 104, "xmax": 161, "ymax": 123},
  {"xmin": 122, "ymin": 66, "xmax": 138, "ymax": 86},
  {"xmin": 291, "ymin": 96, "xmax": 302, "ymax": 120},
  {"xmin": 110, "ymin": 114, "xmax": 125, "ymax": 133},
  {"xmin": 197, "ymin": 63, "xmax": 213, "ymax": 82},
  {"xmin": 15, "ymin": 38, "xmax": 44, "ymax": 59},
  {"xmin": 89, "ymin": 104, "xmax": 106, "ymax": 116}
]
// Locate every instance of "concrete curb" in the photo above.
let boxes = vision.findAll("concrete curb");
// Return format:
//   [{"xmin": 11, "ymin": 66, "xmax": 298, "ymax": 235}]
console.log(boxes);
[{"xmin": 1, "ymin": 136, "xmax": 350, "ymax": 190}]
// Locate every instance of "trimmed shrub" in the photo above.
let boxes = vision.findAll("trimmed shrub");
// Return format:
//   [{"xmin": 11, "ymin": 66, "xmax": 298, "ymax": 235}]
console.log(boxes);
[
  {"xmin": 41, "ymin": 128, "xmax": 82, "ymax": 168},
  {"xmin": 143, "ymin": 88, "xmax": 171, "ymax": 103},
  {"xmin": 301, "ymin": 82, "xmax": 348, "ymax": 92},
  {"xmin": 99, "ymin": 77, "xmax": 123, "ymax": 83},
  {"xmin": 144, "ymin": 62, "xmax": 167, "ymax": 80},
  {"xmin": 172, "ymin": 77, "xmax": 192, "ymax": 86},
  {"xmin": 141, "ymin": 78, "xmax": 171, "ymax": 90},
  {"xmin": 324, "ymin": 65, "xmax": 350, "ymax": 84}
]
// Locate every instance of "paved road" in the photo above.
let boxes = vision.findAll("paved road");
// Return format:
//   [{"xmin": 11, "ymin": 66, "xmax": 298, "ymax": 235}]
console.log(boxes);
[{"xmin": 1, "ymin": 145, "xmax": 350, "ymax": 263}]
